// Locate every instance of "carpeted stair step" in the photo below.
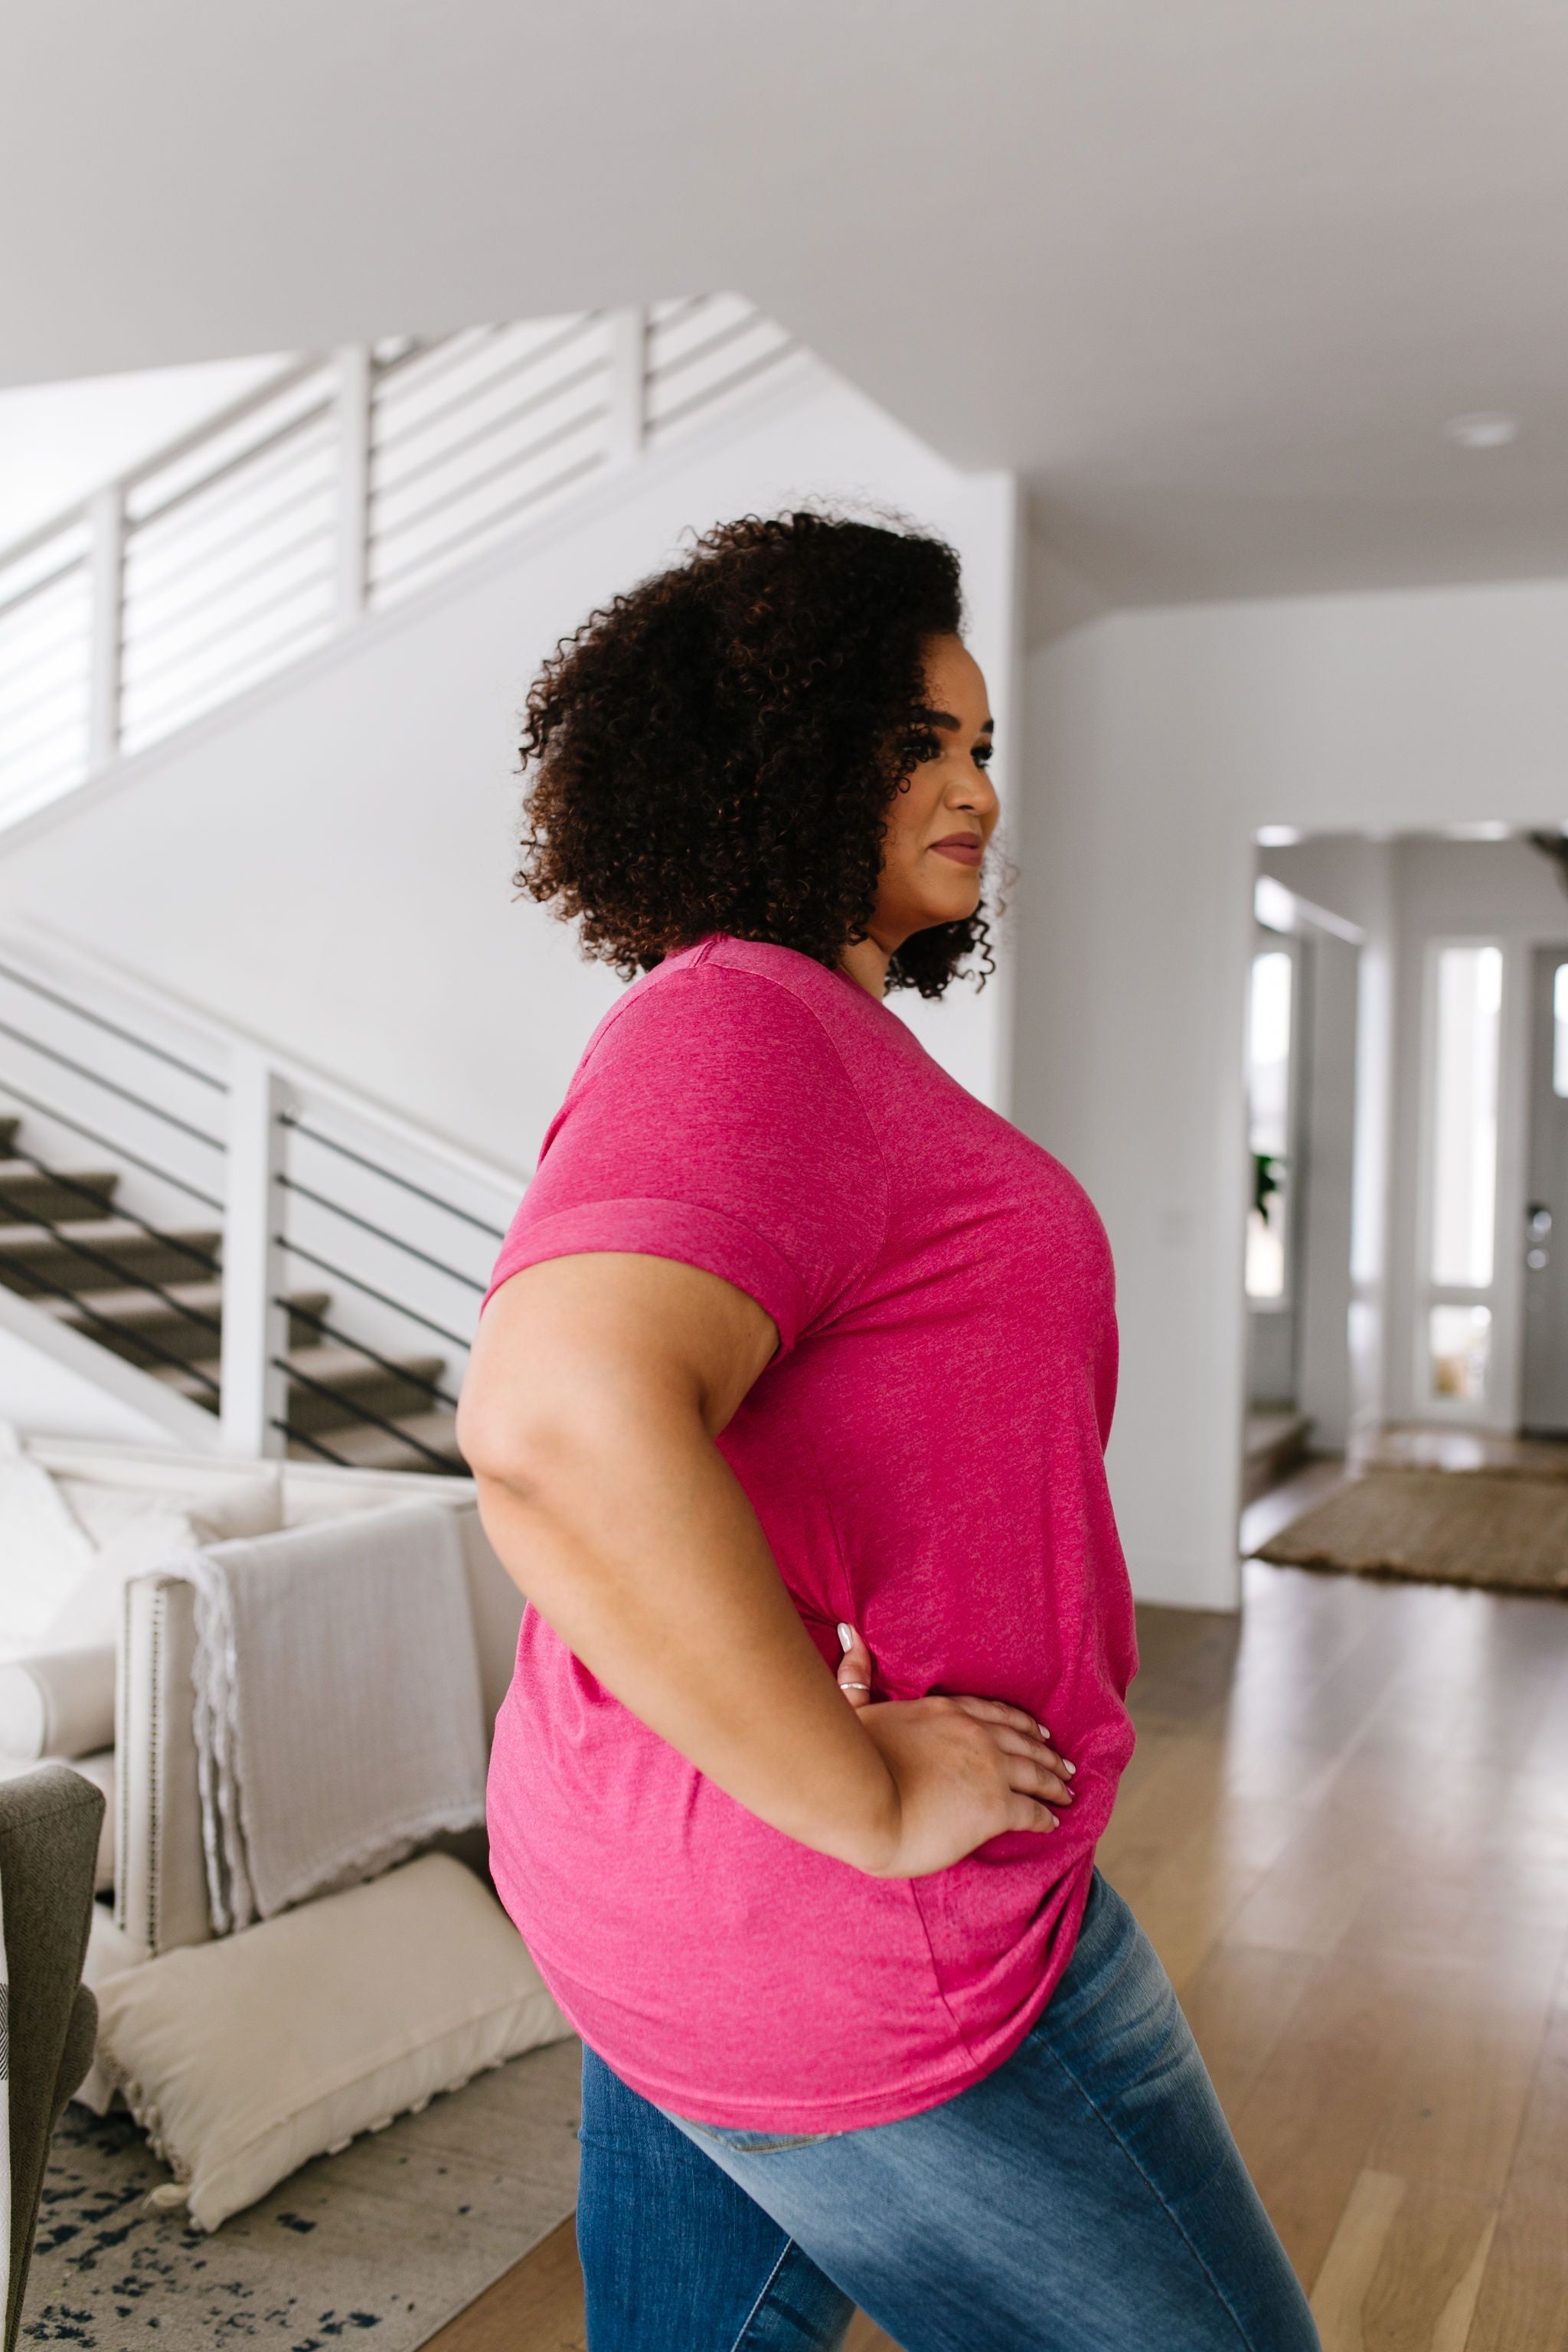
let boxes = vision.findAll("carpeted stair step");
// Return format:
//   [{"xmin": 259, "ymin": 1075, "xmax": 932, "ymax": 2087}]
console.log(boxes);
[
  {"xmin": 0, "ymin": 1161, "xmax": 119, "ymax": 1223},
  {"xmin": 0, "ymin": 1217, "xmax": 222, "ymax": 1299},
  {"xmin": 37, "ymin": 1280, "xmax": 331, "ymax": 1370},
  {"xmin": 292, "ymin": 1406, "xmax": 466, "ymax": 1475},
  {"xmin": 1243, "ymin": 1410, "xmax": 1314, "ymax": 1504},
  {"xmin": 0, "ymin": 1116, "xmax": 466, "ymax": 1480},
  {"xmin": 152, "ymin": 1340, "xmax": 449, "ymax": 1436},
  {"xmin": 283, "ymin": 1342, "xmax": 451, "ymax": 1436}
]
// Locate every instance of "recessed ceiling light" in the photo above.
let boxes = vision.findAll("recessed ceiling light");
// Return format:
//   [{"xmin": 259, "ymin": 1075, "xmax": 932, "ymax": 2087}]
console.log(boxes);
[
  {"xmin": 1255, "ymin": 825, "xmax": 1302, "ymax": 847},
  {"xmin": 1445, "ymin": 411, "xmax": 1520, "ymax": 449}
]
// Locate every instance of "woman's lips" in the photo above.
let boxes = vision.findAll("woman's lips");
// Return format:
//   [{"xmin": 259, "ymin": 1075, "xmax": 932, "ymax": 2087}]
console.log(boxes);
[{"xmin": 929, "ymin": 835, "xmax": 984, "ymax": 866}]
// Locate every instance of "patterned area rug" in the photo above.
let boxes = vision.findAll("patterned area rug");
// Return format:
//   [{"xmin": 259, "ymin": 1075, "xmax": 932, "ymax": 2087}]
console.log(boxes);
[
  {"xmin": 22, "ymin": 2038, "xmax": 581, "ymax": 2349},
  {"xmin": 1257, "ymin": 1468, "xmax": 1568, "ymax": 1595}
]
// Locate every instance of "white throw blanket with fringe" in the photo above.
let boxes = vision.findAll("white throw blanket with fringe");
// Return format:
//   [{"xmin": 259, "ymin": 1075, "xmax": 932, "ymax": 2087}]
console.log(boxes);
[{"xmin": 176, "ymin": 1501, "xmax": 488, "ymax": 1934}]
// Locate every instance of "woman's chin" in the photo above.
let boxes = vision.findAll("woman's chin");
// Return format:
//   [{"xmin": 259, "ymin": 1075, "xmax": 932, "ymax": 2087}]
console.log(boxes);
[
  {"xmin": 881, "ymin": 878, "xmax": 982, "ymax": 945},
  {"xmin": 918, "ymin": 880, "xmax": 982, "ymax": 930}
]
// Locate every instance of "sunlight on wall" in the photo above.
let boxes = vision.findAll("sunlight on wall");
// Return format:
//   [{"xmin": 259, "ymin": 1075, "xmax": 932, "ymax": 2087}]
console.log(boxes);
[{"xmin": 0, "ymin": 352, "xmax": 291, "ymax": 545}]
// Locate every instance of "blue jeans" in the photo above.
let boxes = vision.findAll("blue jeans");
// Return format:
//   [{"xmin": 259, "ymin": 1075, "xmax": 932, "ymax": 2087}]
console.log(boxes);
[{"xmin": 577, "ymin": 1871, "xmax": 1319, "ymax": 2351}]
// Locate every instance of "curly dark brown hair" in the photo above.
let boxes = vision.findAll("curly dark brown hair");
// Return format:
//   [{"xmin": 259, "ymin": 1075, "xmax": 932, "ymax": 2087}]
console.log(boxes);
[{"xmin": 513, "ymin": 510, "xmax": 992, "ymax": 997}]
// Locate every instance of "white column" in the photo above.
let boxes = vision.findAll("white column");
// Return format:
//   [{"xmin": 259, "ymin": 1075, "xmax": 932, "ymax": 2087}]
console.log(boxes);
[
  {"xmin": 220, "ymin": 1047, "xmax": 291, "ymax": 1458},
  {"xmin": 86, "ymin": 482, "xmax": 125, "ymax": 771},
  {"xmin": 333, "ymin": 345, "xmax": 373, "ymax": 625},
  {"xmin": 607, "ymin": 308, "xmax": 647, "ymax": 464}
]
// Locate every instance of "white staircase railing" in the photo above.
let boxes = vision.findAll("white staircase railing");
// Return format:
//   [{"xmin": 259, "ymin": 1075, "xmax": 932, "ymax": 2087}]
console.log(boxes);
[
  {"xmin": 0, "ymin": 295, "xmax": 801, "ymax": 828},
  {"xmin": 0, "ymin": 929, "xmax": 521, "ymax": 1468}
]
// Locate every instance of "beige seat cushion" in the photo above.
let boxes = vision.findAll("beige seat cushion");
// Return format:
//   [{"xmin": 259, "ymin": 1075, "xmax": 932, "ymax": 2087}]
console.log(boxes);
[{"xmin": 92, "ymin": 1851, "xmax": 570, "ymax": 2230}]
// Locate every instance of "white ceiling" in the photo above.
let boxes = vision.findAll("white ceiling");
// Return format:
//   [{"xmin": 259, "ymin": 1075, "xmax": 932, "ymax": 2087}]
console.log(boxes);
[{"xmin": 5, "ymin": 0, "xmax": 1568, "ymax": 604}]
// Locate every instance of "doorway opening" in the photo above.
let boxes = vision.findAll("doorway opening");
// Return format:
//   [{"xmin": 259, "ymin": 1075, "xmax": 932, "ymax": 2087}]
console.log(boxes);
[{"xmin": 1238, "ymin": 830, "xmax": 1568, "ymax": 1593}]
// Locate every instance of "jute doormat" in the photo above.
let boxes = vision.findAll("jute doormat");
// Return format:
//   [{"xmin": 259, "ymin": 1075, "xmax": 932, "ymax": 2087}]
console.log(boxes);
[
  {"xmin": 21, "ymin": 2037, "xmax": 581, "ymax": 2350},
  {"xmin": 1256, "ymin": 1469, "xmax": 1568, "ymax": 1596}
]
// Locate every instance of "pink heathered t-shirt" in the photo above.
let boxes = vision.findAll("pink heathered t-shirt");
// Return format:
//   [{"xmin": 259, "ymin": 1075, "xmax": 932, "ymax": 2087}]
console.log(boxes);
[{"xmin": 481, "ymin": 934, "xmax": 1137, "ymax": 2132}]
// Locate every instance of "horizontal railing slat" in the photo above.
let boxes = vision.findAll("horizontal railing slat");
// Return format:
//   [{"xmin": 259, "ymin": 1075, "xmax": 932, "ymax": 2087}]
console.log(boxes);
[
  {"xmin": 121, "ymin": 607, "xmax": 336, "ymax": 750},
  {"xmin": 648, "ymin": 334, "xmax": 796, "ymax": 437},
  {"xmin": 370, "ymin": 325, "xmax": 507, "ymax": 408},
  {"xmin": 1, "ymin": 297, "xmax": 797, "ymax": 834},
  {"xmin": 123, "ymin": 554, "xmax": 336, "ymax": 690},
  {"xmin": 0, "ymin": 657, "xmax": 89, "ymax": 739},
  {"xmin": 369, "ymin": 447, "xmax": 607, "ymax": 603},
  {"xmin": 126, "ymin": 377, "xmax": 337, "ymax": 527},
  {"xmin": 0, "ymin": 545, "xmax": 89, "ymax": 626},
  {"xmin": 123, "ymin": 449, "xmax": 335, "ymax": 606},
  {"xmin": 0, "ymin": 705, "xmax": 90, "ymax": 777},
  {"xmin": 371, "ymin": 362, "xmax": 611, "ymax": 534},
  {"xmin": 373, "ymin": 314, "xmax": 604, "ymax": 459}
]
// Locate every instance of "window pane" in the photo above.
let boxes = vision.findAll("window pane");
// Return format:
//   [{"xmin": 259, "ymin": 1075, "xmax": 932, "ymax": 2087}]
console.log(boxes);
[
  {"xmin": 1430, "ymin": 946, "xmax": 1501, "ymax": 1288},
  {"xmin": 1429, "ymin": 1304, "xmax": 1491, "ymax": 1404},
  {"xmin": 1246, "ymin": 949, "xmax": 1292, "ymax": 1302},
  {"xmin": 1554, "ymin": 962, "xmax": 1568, "ymax": 1099}
]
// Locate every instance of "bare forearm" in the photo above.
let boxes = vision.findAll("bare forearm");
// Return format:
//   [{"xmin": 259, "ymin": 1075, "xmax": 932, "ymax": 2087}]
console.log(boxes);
[{"xmin": 472, "ymin": 1396, "xmax": 898, "ymax": 1870}]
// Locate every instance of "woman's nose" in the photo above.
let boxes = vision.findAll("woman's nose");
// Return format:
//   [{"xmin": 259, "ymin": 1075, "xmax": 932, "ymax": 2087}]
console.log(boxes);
[{"xmin": 950, "ymin": 766, "xmax": 999, "ymax": 818}]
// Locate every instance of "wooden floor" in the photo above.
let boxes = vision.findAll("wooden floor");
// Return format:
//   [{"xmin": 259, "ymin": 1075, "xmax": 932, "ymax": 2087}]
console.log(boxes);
[{"xmin": 430, "ymin": 1541, "xmax": 1568, "ymax": 2351}]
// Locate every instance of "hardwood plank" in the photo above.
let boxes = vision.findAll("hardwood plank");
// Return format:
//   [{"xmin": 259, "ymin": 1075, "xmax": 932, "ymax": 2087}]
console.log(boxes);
[
  {"xmin": 1501, "ymin": 1945, "xmax": 1568, "ymax": 2196},
  {"xmin": 1366, "ymin": 1962, "xmax": 1564, "ymax": 2200},
  {"xmin": 1308, "ymin": 2166, "xmax": 1501, "ymax": 2352},
  {"xmin": 423, "ymin": 2217, "xmax": 585, "ymax": 2352},
  {"xmin": 1220, "ymin": 1788, "xmax": 1401, "ymax": 1960},
  {"xmin": 1464, "ymin": 2191, "xmax": 1568, "ymax": 2352},
  {"xmin": 1124, "ymin": 1603, "xmax": 1241, "ymax": 1719},
  {"xmin": 1178, "ymin": 1940, "xmax": 1320, "ymax": 2115},
  {"xmin": 844, "ymin": 2312, "xmax": 900, "ymax": 2350},
  {"xmin": 419, "ymin": 2220, "xmax": 904, "ymax": 2352},
  {"xmin": 1465, "ymin": 1946, "xmax": 1568, "ymax": 2350},
  {"xmin": 1309, "ymin": 2167, "xmax": 1406, "ymax": 2349},
  {"xmin": 1229, "ymin": 1951, "xmax": 1434, "ymax": 2286},
  {"xmin": 416, "ymin": 1564, "xmax": 1568, "ymax": 2349}
]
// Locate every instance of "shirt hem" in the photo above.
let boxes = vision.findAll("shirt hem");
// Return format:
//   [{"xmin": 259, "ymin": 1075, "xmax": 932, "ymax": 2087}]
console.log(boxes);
[
  {"xmin": 548, "ymin": 1903, "xmax": 1087, "ymax": 2138},
  {"xmin": 629, "ymin": 1963, "xmax": 1063, "ymax": 2134},
  {"xmin": 479, "ymin": 1194, "xmax": 805, "ymax": 1344}
]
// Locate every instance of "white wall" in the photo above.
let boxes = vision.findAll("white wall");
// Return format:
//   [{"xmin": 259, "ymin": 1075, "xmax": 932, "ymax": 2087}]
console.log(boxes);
[
  {"xmin": 0, "ymin": 1324, "xmax": 181, "ymax": 1446},
  {"xmin": 0, "ymin": 364, "xmax": 1020, "ymax": 1176},
  {"xmin": 1017, "ymin": 577, "xmax": 1568, "ymax": 1608}
]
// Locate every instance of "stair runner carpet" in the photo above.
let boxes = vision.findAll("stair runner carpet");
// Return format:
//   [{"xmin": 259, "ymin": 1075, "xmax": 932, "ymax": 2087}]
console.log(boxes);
[
  {"xmin": 0, "ymin": 1113, "xmax": 463, "ymax": 1475},
  {"xmin": 22, "ymin": 2039, "xmax": 581, "ymax": 2350}
]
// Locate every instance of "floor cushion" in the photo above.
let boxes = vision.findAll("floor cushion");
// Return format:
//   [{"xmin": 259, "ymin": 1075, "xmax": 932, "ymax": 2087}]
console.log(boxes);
[{"xmin": 91, "ymin": 1851, "xmax": 570, "ymax": 2230}]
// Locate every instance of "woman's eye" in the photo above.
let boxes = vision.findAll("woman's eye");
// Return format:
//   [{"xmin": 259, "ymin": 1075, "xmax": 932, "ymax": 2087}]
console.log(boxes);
[{"xmin": 972, "ymin": 744, "xmax": 994, "ymax": 769}]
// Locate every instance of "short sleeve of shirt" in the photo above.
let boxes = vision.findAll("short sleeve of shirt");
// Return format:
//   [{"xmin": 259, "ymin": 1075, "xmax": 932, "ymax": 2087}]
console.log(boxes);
[{"xmin": 481, "ymin": 965, "xmax": 889, "ymax": 1352}]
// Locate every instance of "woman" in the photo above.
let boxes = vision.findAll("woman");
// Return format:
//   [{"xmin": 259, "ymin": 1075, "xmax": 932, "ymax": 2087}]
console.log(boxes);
[{"xmin": 459, "ymin": 513, "xmax": 1318, "ymax": 2352}]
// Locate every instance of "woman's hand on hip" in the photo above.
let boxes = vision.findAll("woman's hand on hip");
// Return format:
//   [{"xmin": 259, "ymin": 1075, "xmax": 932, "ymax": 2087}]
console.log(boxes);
[{"xmin": 835, "ymin": 1622, "xmax": 1075, "ymax": 1879}]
